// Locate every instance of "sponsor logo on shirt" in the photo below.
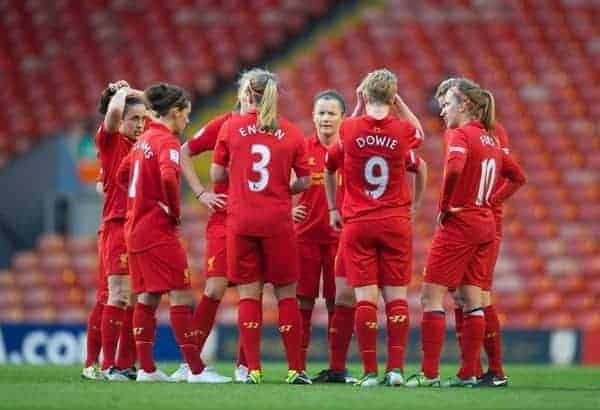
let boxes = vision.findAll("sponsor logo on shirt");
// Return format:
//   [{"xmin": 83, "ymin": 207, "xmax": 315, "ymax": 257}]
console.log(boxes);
[{"xmin": 170, "ymin": 149, "xmax": 179, "ymax": 164}]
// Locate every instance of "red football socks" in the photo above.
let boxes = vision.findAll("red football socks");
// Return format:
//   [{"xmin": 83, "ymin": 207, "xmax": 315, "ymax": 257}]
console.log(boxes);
[
  {"xmin": 421, "ymin": 311, "xmax": 446, "ymax": 379},
  {"xmin": 329, "ymin": 305, "xmax": 355, "ymax": 372},
  {"xmin": 484, "ymin": 305, "xmax": 505, "ymax": 377},
  {"xmin": 193, "ymin": 295, "xmax": 221, "ymax": 351},
  {"xmin": 327, "ymin": 308, "xmax": 334, "ymax": 341},
  {"xmin": 300, "ymin": 308, "xmax": 313, "ymax": 371},
  {"xmin": 100, "ymin": 304, "xmax": 125, "ymax": 370},
  {"xmin": 238, "ymin": 298, "xmax": 262, "ymax": 371},
  {"xmin": 133, "ymin": 302, "xmax": 158, "ymax": 373},
  {"xmin": 458, "ymin": 311, "xmax": 485, "ymax": 379},
  {"xmin": 385, "ymin": 299, "xmax": 409, "ymax": 372},
  {"xmin": 170, "ymin": 305, "xmax": 205, "ymax": 375},
  {"xmin": 454, "ymin": 308, "xmax": 465, "ymax": 368},
  {"xmin": 116, "ymin": 306, "xmax": 136, "ymax": 370},
  {"xmin": 355, "ymin": 301, "xmax": 378, "ymax": 374},
  {"xmin": 84, "ymin": 302, "xmax": 103, "ymax": 367},
  {"xmin": 279, "ymin": 298, "xmax": 303, "ymax": 371}
]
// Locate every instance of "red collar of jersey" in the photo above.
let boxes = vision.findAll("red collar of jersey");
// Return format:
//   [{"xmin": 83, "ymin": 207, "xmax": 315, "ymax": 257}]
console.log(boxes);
[
  {"xmin": 464, "ymin": 120, "xmax": 485, "ymax": 130},
  {"xmin": 363, "ymin": 114, "xmax": 394, "ymax": 127},
  {"xmin": 148, "ymin": 121, "xmax": 173, "ymax": 135}
]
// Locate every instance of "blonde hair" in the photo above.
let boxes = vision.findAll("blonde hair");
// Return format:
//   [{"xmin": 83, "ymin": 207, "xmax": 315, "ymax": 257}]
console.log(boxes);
[
  {"xmin": 437, "ymin": 77, "xmax": 496, "ymax": 133},
  {"xmin": 360, "ymin": 69, "xmax": 398, "ymax": 105},
  {"xmin": 239, "ymin": 68, "xmax": 279, "ymax": 131}
]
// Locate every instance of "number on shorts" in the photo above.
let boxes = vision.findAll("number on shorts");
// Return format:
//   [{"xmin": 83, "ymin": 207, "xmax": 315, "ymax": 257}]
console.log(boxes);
[
  {"xmin": 364, "ymin": 156, "xmax": 389, "ymax": 199},
  {"xmin": 128, "ymin": 160, "xmax": 140, "ymax": 198},
  {"xmin": 248, "ymin": 144, "xmax": 270, "ymax": 192},
  {"xmin": 476, "ymin": 158, "xmax": 496, "ymax": 206}
]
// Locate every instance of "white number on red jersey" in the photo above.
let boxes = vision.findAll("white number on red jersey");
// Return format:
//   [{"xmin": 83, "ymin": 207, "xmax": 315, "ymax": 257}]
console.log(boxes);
[
  {"xmin": 476, "ymin": 158, "xmax": 496, "ymax": 206},
  {"xmin": 128, "ymin": 160, "xmax": 140, "ymax": 198},
  {"xmin": 248, "ymin": 144, "xmax": 270, "ymax": 192},
  {"xmin": 364, "ymin": 156, "xmax": 389, "ymax": 199}
]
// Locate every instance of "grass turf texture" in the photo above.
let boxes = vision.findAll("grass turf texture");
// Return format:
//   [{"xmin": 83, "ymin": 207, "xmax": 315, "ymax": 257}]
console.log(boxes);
[{"xmin": 1, "ymin": 363, "xmax": 599, "ymax": 409}]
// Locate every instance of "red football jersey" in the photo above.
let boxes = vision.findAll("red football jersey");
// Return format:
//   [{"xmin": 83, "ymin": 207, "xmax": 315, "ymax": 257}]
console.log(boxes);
[
  {"xmin": 213, "ymin": 111, "xmax": 310, "ymax": 237},
  {"xmin": 123, "ymin": 122, "xmax": 182, "ymax": 252},
  {"xmin": 95, "ymin": 123, "xmax": 134, "ymax": 222},
  {"xmin": 491, "ymin": 121, "xmax": 510, "ymax": 217},
  {"xmin": 325, "ymin": 115, "xmax": 423, "ymax": 222},
  {"xmin": 294, "ymin": 134, "xmax": 343, "ymax": 243},
  {"xmin": 187, "ymin": 112, "xmax": 233, "ymax": 226}
]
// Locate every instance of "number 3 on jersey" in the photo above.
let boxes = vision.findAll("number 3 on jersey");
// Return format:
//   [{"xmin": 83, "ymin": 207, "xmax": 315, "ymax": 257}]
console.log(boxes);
[
  {"xmin": 476, "ymin": 158, "xmax": 496, "ymax": 206},
  {"xmin": 364, "ymin": 156, "xmax": 389, "ymax": 199},
  {"xmin": 249, "ymin": 144, "xmax": 270, "ymax": 192}
]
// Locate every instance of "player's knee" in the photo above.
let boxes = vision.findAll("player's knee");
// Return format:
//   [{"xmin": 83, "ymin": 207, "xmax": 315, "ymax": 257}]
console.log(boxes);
[
  {"xmin": 108, "ymin": 284, "xmax": 128, "ymax": 307},
  {"xmin": 204, "ymin": 283, "xmax": 226, "ymax": 300},
  {"xmin": 298, "ymin": 296, "xmax": 315, "ymax": 310},
  {"xmin": 452, "ymin": 291, "xmax": 465, "ymax": 308},
  {"xmin": 335, "ymin": 289, "xmax": 356, "ymax": 307}
]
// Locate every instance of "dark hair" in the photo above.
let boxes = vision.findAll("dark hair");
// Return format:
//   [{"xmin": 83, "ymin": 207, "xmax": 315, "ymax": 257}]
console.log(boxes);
[
  {"xmin": 314, "ymin": 89, "xmax": 346, "ymax": 114},
  {"xmin": 98, "ymin": 86, "xmax": 118, "ymax": 115},
  {"xmin": 144, "ymin": 83, "xmax": 189, "ymax": 117},
  {"xmin": 122, "ymin": 96, "xmax": 147, "ymax": 118}
]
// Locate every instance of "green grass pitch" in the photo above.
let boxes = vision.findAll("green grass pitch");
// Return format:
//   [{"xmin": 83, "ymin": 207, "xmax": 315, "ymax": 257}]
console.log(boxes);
[{"xmin": 1, "ymin": 363, "xmax": 599, "ymax": 409}]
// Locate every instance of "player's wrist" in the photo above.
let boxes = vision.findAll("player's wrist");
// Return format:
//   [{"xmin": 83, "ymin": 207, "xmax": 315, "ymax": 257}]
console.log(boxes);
[
  {"xmin": 328, "ymin": 207, "xmax": 338, "ymax": 212},
  {"xmin": 195, "ymin": 189, "xmax": 206, "ymax": 199}
]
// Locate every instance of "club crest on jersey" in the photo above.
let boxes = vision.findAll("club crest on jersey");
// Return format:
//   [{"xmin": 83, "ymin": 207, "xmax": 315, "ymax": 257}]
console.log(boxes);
[
  {"xmin": 207, "ymin": 256, "xmax": 215, "ymax": 272},
  {"xmin": 136, "ymin": 140, "xmax": 154, "ymax": 159},
  {"xmin": 356, "ymin": 135, "xmax": 398, "ymax": 150},
  {"xmin": 308, "ymin": 156, "xmax": 316, "ymax": 166}
]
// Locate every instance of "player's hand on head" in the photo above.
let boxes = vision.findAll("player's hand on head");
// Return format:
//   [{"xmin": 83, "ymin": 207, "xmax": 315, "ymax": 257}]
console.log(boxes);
[
  {"xmin": 329, "ymin": 209, "xmax": 343, "ymax": 231},
  {"xmin": 197, "ymin": 191, "xmax": 227, "ymax": 211},
  {"xmin": 292, "ymin": 205, "xmax": 308, "ymax": 223}
]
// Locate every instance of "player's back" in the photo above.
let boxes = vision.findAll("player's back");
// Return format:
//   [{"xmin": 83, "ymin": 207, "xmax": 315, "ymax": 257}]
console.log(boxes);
[
  {"xmin": 126, "ymin": 122, "xmax": 180, "ymax": 251},
  {"xmin": 341, "ymin": 115, "xmax": 422, "ymax": 222},
  {"xmin": 95, "ymin": 124, "xmax": 134, "ymax": 222},
  {"xmin": 219, "ymin": 112, "xmax": 307, "ymax": 236},
  {"xmin": 445, "ymin": 121, "xmax": 503, "ymax": 210}
]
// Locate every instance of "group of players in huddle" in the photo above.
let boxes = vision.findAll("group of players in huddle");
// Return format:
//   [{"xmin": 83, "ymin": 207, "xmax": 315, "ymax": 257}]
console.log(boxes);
[{"xmin": 81, "ymin": 67, "xmax": 526, "ymax": 388}]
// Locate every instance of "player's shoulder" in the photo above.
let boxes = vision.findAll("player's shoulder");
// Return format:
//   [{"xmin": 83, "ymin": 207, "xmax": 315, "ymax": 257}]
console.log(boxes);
[
  {"xmin": 278, "ymin": 116, "xmax": 304, "ymax": 139},
  {"xmin": 494, "ymin": 121, "xmax": 510, "ymax": 149}
]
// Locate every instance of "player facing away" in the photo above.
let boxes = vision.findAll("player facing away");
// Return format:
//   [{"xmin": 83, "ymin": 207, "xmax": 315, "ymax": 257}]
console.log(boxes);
[
  {"xmin": 211, "ymin": 68, "xmax": 312, "ymax": 384},
  {"xmin": 436, "ymin": 78, "xmax": 520, "ymax": 388},
  {"xmin": 83, "ymin": 81, "xmax": 147, "ymax": 381},
  {"xmin": 315, "ymin": 146, "xmax": 427, "ymax": 384},
  {"xmin": 172, "ymin": 105, "xmax": 245, "ymax": 383},
  {"xmin": 117, "ymin": 84, "xmax": 230, "ymax": 383},
  {"xmin": 406, "ymin": 80, "xmax": 526, "ymax": 388},
  {"xmin": 291, "ymin": 90, "xmax": 347, "ymax": 374},
  {"xmin": 324, "ymin": 69, "xmax": 425, "ymax": 387}
]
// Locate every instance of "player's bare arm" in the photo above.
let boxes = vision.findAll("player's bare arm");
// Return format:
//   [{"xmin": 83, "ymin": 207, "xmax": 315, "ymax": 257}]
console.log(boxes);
[
  {"xmin": 392, "ymin": 94, "xmax": 425, "ymax": 140},
  {"xmin": 412, "ymin": 158, "xmax": 428, "ymax": 215},
  {"xmin": 290, "ymin": 175, "xmax": 310, "ymax": 195},
  {"xmin": 324, "ymin": 169, "xmax": 342, "ymax": 231},
  {"xmin": 180, "ymin": 142, "xmax": 226, "ymax": 210},
  {"xmin": 210, "ymin": 163, "xmax": 228, "ymax": 184}
]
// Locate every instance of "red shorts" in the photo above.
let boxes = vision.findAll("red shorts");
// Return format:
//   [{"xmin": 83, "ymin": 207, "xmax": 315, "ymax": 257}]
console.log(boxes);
[
  {"xmin": 205, "ymin": 234, "xmax": 227, "ymax": 278},
  {"xmin": 102, "ymin": 220, "xmax": 129, "ymax": 276},
  {"xmin": 96, "ymin": 229, "xmax": 108, "ymax": 304},
  {"xmin": 129, "ymin": 242, "xmax": 191, "ymax": 294},
  {"xmin": 342, "ymin": 217, "xmax": 412, "ymax": 287},
  {"xmin": 227, "ymin": 228, "xmax": 299, "ymax": 286},
  {"xmin": 296, "ymin": 241, "xmax": 337, "ymax": 300},
  {"xmin": 334, "ymin": 238, "xmax": 346, "ymax": 278},
  {"xmin": 481, "ymin": 219, "xmax": 503, "ymax": 291},
  {"xmin": 424, "ymin": 225, "xmax": 495, "ymax": 290}
]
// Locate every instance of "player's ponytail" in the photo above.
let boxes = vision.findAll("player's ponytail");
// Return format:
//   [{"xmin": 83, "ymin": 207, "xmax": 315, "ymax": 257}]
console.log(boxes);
[
  {"xmin": 258, "ymin": 77, "xmax": 278, "ymax": 131},
  {"xmin": 480, "ymin": 89, "xmax": 496, "ymax": 134},
  {"xmin": 449, "ymin": 78, "xmax": 496, "ymax": 134},
  {"xmin": 239, "ymin": 68, "xmax": 279, "ymax": 132}
]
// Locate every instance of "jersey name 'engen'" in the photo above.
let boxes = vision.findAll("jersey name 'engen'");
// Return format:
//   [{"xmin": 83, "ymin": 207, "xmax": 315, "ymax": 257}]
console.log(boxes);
[
  {"xmin": 239, "ymin": 124, "xmax": 286, "ymax": 140},
  {"xmin": 355, "ymin": 134, "xmax": 398, "ymax": 150}
]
